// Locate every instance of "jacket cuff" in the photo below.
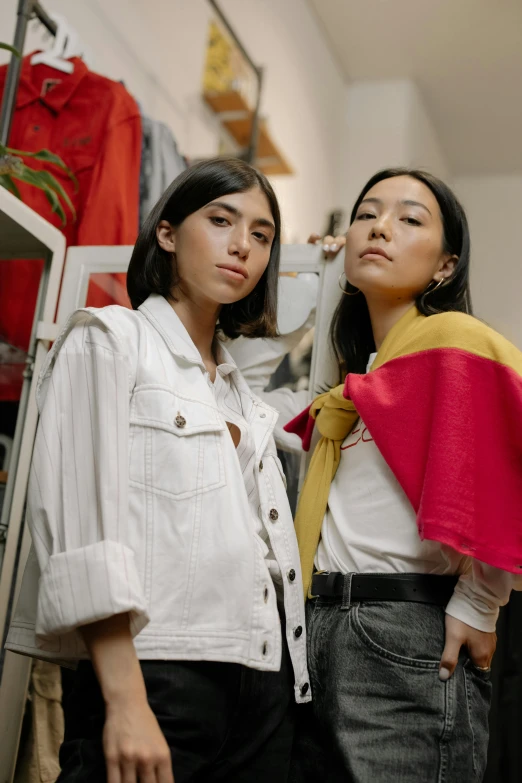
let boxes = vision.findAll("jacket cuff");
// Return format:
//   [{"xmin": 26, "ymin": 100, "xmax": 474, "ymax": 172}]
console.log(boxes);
[{"xmin": 36, "ymin": 540, "xmax": 149, "ymax": 641}]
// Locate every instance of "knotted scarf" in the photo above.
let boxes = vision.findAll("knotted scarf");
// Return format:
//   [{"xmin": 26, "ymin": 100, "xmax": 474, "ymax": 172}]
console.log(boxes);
[{"xmin": 285, "ymin": 306, "xmax": 522, "ymax": 597}]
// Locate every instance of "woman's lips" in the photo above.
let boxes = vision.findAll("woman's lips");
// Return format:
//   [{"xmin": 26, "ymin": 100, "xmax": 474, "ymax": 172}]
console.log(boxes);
[{"xmin": 216, "ymin": 265, "xmax": 248, "ymax": 281}]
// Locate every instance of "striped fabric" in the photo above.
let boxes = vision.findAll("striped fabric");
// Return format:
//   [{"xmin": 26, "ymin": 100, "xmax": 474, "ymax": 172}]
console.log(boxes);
[{"xmin": 210, "ymin": 352, "xmax": 279, "ymax": 577}]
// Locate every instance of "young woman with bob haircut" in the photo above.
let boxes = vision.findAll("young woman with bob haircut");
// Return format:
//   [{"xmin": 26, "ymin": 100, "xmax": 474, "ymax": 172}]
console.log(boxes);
[{"xmin": 7, "ymin": 157, "xmax": 310, "ymax": 783}]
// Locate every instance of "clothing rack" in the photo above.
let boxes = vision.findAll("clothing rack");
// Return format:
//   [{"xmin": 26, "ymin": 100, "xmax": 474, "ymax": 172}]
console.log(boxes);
[
  {"xmin": 0, "ymin": 0, "xmax": 57, "ymax": 146},
  {"xmin": 1, "ymin": 0, "xmax": 264, "ymax": 166}
]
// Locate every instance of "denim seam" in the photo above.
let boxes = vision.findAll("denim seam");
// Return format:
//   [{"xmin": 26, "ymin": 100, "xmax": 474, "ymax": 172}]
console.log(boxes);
[
  {"xmin": 463, "ymin": 665, "xmax": 479, "ymax": 775},
  {"xmin": 438, "ymin": 669, "xmax": 457, "ymax": 783},
  {"xmin": 352, "ymin": 605, "xmax": 440, "ymax": 670}
]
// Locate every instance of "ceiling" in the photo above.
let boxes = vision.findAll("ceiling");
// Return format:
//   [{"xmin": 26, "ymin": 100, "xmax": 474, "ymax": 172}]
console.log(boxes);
[{"xmin": 308, "ymin": 0, "xmax": 522, "ymax": 176}]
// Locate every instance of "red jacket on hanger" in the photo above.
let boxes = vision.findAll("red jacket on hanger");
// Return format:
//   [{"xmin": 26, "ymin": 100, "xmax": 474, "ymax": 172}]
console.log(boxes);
[{"xmin": 0, "ymin": 55, "xmax": 141, "ymax": 399}]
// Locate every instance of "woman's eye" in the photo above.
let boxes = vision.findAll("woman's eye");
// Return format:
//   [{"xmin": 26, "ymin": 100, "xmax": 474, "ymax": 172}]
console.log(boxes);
[
  {"xmin": 356, "ymin": 212, "xmax": 375, "ymax": 221},
  {"xmin": 253, "ymin": 232, "xmax": 269, "ymax": 243},
  {"xmin": 210, "ymin": 216, "xmax": 229, "ymax": 226},
  {"xmin": 403, "ymin": 217, "xmax": 421, "ymax": 226}
]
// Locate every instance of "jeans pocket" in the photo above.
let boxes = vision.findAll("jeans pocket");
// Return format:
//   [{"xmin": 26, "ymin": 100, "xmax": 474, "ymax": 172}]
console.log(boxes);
[
  {"xmin": 463, "ymin": 659, "xmax": 492, "ymax": 778},
  {"xmin": 352, "ymin": 602, "xmax": 443, "ymax": 669}
]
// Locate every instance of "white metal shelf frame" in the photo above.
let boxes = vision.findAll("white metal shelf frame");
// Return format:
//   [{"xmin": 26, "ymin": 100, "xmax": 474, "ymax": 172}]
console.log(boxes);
[{"xmin": 0, "ymin": 186, "xmax": 66, "ymax": 783}]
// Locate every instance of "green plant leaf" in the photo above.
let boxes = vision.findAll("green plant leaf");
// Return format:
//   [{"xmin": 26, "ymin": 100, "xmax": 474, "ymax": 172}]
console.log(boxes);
[
  {"xmin": 42, "ymin": 187, "xmax": 66, "ymax": 225},
  {"xmin": 0, "ymin": 173, "xmax": 22, "ymax": 199},
  {"xmin": 34, "ymin": 169, "xmax": 76, "ymax": 220},
  {"xmin": 0, "ymin": 43, "xmax": 21, "ymax": 58},
  {"xmin": 11, "ymin": 167, "xmax": 68, "ymax": 225},
  {"xmin": 7, "ymin": 147, "xmax": 78, "ymax": 190}
]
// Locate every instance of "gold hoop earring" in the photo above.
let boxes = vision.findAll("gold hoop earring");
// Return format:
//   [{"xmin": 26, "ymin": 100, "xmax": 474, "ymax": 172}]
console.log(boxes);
[
  {"xmin": 427, "ymin": 277, "xmax": 446, "ymax": 295},
  {"xmin": 338, "ymin": 272, "xmax": 360, "ymax": 296}
]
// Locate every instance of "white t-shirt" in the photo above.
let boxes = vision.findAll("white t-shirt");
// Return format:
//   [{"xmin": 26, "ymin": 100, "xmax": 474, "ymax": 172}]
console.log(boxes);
[{"xmin": 315, "ymin": 353, "xmax": 514, "ymax": 632}]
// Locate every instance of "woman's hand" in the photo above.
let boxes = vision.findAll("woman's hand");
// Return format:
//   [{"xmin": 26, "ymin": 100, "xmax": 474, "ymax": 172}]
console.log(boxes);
[
  {"xmin": 104, "ymin": 694, "xmax": 174, "ymax": 783},
  {"xmin": 439, "ymin": 614, "xmax": 497, "ymax": 681},
  {"xmin": 307, "ymin": 233, "xmax": 346, "ymax": 259}
]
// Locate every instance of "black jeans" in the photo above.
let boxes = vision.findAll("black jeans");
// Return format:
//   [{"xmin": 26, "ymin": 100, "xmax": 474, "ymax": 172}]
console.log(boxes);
[
  {"xmin": 290, "ymin": 599, "xmax": 492, "ymax": 783},
  {"xmin": 58, "ymin": 646, "xmax": 294, "ymax": 782}
]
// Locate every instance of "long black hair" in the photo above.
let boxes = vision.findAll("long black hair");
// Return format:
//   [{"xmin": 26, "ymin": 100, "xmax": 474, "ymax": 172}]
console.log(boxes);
[
  {"xmin": 331, "ymin": 168, "xmax": 472, "ymax": 379},
  {"xmin": 127, "ymin": 157, "xmax": 281, "ymax": 339}
]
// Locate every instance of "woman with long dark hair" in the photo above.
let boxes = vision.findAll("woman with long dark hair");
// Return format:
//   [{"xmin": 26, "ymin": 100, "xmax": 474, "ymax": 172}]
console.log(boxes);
[
  {"xmin": 234, "ymin": 168, "xmax": 522, "ymax": 781},
  {"xmin": 7, "ymin": 157, "xmax": 310, "ymax": 783}
]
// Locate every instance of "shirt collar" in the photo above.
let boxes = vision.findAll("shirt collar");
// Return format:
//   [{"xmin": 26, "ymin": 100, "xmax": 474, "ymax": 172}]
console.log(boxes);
[
  {"xmin": 139, "ymin": 294, "xmax": 205, "ymax": 366},
  {"xmin": 1, "ymin": 53, "xmax": 89, "ymax": 112},
  {"xmin": 214, "ymin": 340, "xmax": 237, "ymax": 377},
  {"xmin": 138, "ymin": 295, "xmax": 275, "ymax": 412}
]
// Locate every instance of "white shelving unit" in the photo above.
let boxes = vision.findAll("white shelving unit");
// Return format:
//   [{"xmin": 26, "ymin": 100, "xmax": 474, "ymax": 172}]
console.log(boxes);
[{"xmin": 0, "ymin": 186, "xmax": 66, "ymax": 783}]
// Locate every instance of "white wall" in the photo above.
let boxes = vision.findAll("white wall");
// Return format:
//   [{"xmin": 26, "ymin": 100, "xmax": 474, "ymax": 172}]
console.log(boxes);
[
  {"xmin": 338, "ymin": 80, "xmax": 450, "ymax": 220},
  {"xmin": 0, "ymin": 0, "xmax": 346, "ymax": 241},
  {"xmin": 455, "ymin": 176, "xmax": 522, "ymax": 348}
]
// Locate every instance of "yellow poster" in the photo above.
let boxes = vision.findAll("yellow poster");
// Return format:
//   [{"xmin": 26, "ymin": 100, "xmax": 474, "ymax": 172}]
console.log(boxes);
[{"xmin": 203, "ymin": 20, "xmax": 257, "ymax": 109}]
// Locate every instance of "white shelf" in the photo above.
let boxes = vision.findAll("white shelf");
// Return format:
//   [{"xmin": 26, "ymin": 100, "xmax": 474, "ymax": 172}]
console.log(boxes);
[
  {"xmin": 0, "ymin": 185, "xmax": 66, "ymax": 783},
  {"xmin": 0, "ymin": 186, "xmax": 65, "ymax": 260}
]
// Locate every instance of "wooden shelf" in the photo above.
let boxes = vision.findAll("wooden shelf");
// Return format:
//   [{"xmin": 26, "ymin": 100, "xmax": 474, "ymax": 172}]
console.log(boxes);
[{"xmin": 203, "ymin": 90, "xmax": 293, "ymax": 176}]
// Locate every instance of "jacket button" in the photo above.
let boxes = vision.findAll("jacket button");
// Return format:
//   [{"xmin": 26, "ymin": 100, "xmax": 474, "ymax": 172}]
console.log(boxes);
[
  {"xmin": 259, "ymin": 460, "xmax": 264, "ymax": 471},
  {"xmin": 300, "ymin": 682, "xmax": 309, "ymax": 696},
  {"xmin": 175, "ymin": 413, "xmax": 186, "ymax": 428},
  {"xmin": 260, "ymin": 412, "xmax": 267, "ymax": 419},
  {"xmin": 288, "ymin": 569, "xmax": 296, "ymax": 582},
  {"xmin": 294, "ymin": 625, "xmax": 303, "ymax": 638},
  {"xmin": 269, "ymin": 508, "xmax": 279, "ymax": 522}
]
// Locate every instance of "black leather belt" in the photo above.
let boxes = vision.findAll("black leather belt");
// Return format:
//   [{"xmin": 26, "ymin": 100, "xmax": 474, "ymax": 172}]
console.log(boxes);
[{"xmin": 311, "ymin": 572, "xmax": 458, "ymax": 606}]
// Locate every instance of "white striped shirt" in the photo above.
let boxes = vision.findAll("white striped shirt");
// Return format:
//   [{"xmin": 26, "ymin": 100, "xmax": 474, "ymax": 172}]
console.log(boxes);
[{"xmin": 210, "ymin": 351, "xmax": 282, "ymax": 584}]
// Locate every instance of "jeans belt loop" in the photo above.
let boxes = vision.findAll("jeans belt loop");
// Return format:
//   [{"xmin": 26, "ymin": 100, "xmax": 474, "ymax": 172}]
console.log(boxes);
[{"xmin": 341, "ymin": 572, "xmax": 354, "ymax": 611}]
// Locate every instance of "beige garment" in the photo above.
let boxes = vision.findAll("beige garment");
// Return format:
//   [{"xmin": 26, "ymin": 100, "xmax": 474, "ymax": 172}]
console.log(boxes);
[{"xmin": 15, "ymin": 661, "xmax": 63, "ymax": 783}]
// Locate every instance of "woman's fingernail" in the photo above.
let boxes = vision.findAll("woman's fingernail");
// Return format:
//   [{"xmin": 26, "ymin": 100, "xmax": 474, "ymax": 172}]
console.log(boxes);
[
  {"xmin": 439, "ymin": 667, "xmax": 451, "ymax": 682},
  {"xmin": 323, "ymin": 244, "xmax": 331, "ymax": 252},
  {"xmin": 331, "ymin": 244, "xmax": 338, "ymax": 252}
]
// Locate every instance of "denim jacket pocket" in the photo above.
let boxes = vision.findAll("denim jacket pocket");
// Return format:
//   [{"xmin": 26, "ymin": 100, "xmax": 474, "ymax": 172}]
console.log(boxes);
[{"xmin": 129, "ymin": 384, "xmax": 227, "ymax": 499}]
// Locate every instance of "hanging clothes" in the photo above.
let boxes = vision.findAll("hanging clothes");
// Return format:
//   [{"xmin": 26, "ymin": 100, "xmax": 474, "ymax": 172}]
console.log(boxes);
[
  {"xmin": 14, "ymin": 661, "xmax": 63, "ymax": 783},
  {"xmin": 0, "ymin": 54, "xmax": 142, "ymax": 399},
  {"xmin": 139, "ymin": 112, "xmax": 187, "ymax": 227}
]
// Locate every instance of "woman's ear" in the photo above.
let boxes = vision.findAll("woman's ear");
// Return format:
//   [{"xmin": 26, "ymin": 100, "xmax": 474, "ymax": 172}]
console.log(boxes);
[
  {"xmin": 156, "ymin": 220, "xmax": 176, "ymax": 253},
  {"xmin": 436, "ymin": 254, "xmax": 458, "ymax": 282}
]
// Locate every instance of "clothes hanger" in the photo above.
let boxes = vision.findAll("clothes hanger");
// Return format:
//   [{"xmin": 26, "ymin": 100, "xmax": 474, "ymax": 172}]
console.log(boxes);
[{"xmin": 30, "ymin": 13, "xmax": 88, "ymax": 74}]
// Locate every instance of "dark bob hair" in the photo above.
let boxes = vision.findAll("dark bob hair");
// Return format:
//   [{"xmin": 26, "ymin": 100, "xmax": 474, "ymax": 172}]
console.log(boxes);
[
  {"xmin": 127, "ymin": 156, "xmax": 281, "ymax": 339},
  {"xmin": 331, "ymin": 167, "xmax": 473, "ymax": 379}
]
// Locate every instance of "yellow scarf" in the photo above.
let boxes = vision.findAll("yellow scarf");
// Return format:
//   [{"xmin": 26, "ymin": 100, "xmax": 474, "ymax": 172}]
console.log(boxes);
[{"xmin": 295, "ymin": 305, "xmax": 430, "ymax": 597}]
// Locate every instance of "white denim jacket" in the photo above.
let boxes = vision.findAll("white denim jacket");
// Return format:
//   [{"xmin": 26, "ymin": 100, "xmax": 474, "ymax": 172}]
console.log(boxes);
[{"xmin": 6, "ymin": 294, "xmax": 311, "ymax": 703}]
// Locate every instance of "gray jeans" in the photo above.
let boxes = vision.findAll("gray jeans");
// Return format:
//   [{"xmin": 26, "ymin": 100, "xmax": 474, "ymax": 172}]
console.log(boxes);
[{"xmin": 290, "ymin": 597, "xmax": 491, "ymax": 783}]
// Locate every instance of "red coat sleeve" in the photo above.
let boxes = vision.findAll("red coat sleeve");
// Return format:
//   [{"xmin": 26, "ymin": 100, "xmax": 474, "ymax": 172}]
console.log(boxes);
[
  {"xmin": 77, "ymin": 108, "xmax": 142, "ymax": 308},
  {"xmin": 77, "ymin": 113, "xmax": 142, "ymax": 246}
]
